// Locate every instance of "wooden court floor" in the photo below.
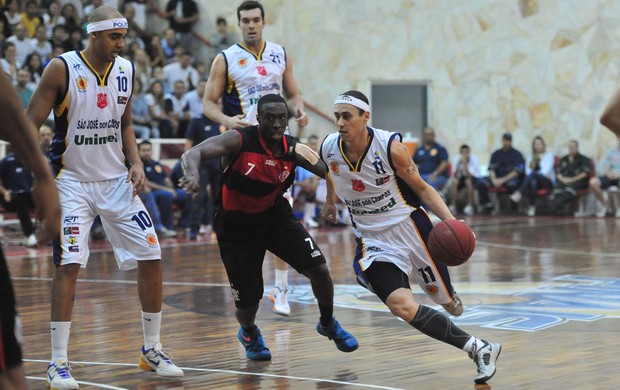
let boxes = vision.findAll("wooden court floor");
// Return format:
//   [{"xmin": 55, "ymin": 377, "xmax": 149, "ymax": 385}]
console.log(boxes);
[{"xmin": 4, "ymin": 215, "xmax": 620, "ymax": 389}]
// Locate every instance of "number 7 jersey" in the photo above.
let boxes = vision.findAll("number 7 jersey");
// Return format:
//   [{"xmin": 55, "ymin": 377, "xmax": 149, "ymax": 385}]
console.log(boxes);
[{"xmin": 51, "ymin": 50, "xmax": 134, "ymax": 182}]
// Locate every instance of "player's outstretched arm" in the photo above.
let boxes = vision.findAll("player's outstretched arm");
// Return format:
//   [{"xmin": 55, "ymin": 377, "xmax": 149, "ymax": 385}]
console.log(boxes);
[
  {"xmin": 391, "ymin": 140, "xmax": 455, "ymax": 221},
  {"xmin": 601, "ymin": 87, "xmax": 620, "ymax": 136},
  {"xmin": 295, "ymin": 142, "xmax": 326, "ymax": 179}
]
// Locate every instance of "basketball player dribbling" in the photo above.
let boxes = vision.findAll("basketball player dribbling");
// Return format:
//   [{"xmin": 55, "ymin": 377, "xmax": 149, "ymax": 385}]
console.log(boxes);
[
  {"xmin": 320, "ymin": 90, "xmax": 502, "ymax": 384},
  {"xmin": 27, "ymin": 6, "xmax": 182, "ymax": 389}
]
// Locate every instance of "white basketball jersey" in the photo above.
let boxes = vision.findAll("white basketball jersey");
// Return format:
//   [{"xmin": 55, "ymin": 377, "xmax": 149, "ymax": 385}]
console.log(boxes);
[
  {"xmin": 221, "ymin": 40, "xmax": 286, "ymax": 125},
  {"xmin": 51, "ymin": 51, "xmax": 133, "ymax": 182},
  {"xmin": 320, "ymin": 128, "xmax": 418, "ymax": 232}
]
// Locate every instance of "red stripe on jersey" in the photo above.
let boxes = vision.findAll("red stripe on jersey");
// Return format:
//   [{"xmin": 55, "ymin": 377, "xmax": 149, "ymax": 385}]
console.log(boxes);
[
  {"xmin": 222, "ymin": 185, "xmax": 285, "ymax": 213},
  {"xmin": 232, "ymin": 151, "xmax": 294, "ymax": 184}
]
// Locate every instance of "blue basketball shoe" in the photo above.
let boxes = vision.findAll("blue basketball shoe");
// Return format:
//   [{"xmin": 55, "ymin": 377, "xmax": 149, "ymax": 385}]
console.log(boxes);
[
  {"xmin": 316, "ymin": 317, "xmax": 359, "ymax": 352},
  {"xmin": 237, "ymin": 326, "xmax": 272, "ymax": 361}
]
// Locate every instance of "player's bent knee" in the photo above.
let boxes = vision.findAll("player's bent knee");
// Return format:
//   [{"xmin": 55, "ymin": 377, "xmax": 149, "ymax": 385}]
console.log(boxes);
[{"xmin": 302, "ymin": 263, "xmax": 330, "ymax": 281}]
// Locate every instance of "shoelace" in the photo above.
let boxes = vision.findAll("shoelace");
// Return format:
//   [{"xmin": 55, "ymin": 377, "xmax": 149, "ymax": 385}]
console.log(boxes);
[
  {"xmin": 148, "ymin": 347, "xmax": 175, "ymax": 364},
  {"xmin": 53, "ymin": 362, "xmax": 73, "ymax": 378}
]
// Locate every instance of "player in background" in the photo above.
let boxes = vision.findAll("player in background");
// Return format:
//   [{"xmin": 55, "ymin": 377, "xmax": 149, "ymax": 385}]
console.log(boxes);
[
  {"xmin": 320, "ymin": 90, "xmax": 501, "ymax": 384},
  {"xmin": 182, "ymin": 94, "xmax": 358, "ymax": 361},
  {"xmin": 0, "ymin": 69, "xmax": 61, "ymax": 390},
  {"xmin": 202, "ymin": 1, "xmax": 308, "ymax": 316},
  {"xmin": 27, "ymin": 6, "xmax": 182, "ymax": 389}
]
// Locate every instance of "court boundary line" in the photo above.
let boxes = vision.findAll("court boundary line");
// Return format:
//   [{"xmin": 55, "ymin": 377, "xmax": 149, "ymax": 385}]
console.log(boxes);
[{"xmin": 25, "ymin": 375, "xmax": 128, "ymax": 389}]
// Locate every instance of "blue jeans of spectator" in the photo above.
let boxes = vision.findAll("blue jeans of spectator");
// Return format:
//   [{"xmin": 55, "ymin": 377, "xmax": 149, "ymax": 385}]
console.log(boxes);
[
  {"xmin": 174, "ymin": 188, "xmax": 192, "ymax": 228},
  {"xmin": 518, "ymin": 173, "xmax": 553, "ymax": 206},
  {"xmin": 151, "ymin": 189, "xmax": 175, "ymax": 230},
  {"xmin": 420, "ymin": 173, "xmax": 448, "ymax": 191},
  {"xmin": 139, "ymin": 192, "xmax": 164, "ymax": 231}
]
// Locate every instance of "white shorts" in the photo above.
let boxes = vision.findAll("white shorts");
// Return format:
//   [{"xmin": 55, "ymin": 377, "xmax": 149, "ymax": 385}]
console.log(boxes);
[
  {"xmin": 55, "ymin": 177, "xmax": 161, "ymax": 270},
  {"xmin": 356, "ymin": 217, "xmax": 453, "ymax": 305}
]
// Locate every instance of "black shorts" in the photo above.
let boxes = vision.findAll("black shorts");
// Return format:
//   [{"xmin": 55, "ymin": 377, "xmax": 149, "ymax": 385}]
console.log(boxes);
[
  {"xmin": 215, "ymin": 207, "xmax": 326, "ymax": 308},
  {"xmin": 0, "ymin": 246, "xmax": 23, "ymax": 372},
  {"xmin": 363, "ymin": 261, "xmax": 411, "ymax": 304},
  {"xmin": 599, "ymin": 176, "xmax": 620, "ymax": 189}
]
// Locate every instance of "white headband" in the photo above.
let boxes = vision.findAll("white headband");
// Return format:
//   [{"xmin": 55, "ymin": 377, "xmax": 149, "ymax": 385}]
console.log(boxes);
[
  {"xmin": 334, "ymin": 94, "xmax": 370, "ymax": 112},
  {"xmin": 86, "ymin": 18, "xmax": 129, "ymax": 34}
]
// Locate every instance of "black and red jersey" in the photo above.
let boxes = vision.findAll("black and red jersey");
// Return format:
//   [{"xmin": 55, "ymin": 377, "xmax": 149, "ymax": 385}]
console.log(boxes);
[{"xmin": 217, "ymin": 126, "xmax": 297, "ymax": 224}]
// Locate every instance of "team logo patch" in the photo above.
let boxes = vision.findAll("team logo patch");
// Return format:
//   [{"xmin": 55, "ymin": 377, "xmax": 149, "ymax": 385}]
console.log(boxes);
[
  {"xmin": 145, "ymin": 233, "xmax": 158, "ymax": 247},
  {"xmin": 425, "ymin": 285, "xmax": 439, "ymax": 296},
  {"xmin": 117, "ymin": 96, "xmax": 128, "ymax": 104},
  {"xmin": 68, "ymin": 245, "xmax": 79, "ymax": 253},
  {"xmin": 430, "ymin": 148, "xmax": 438, "ymax": 156},
  {"xmin": 68, "ymin": 236, "xmax": 78, "ymax": 245},
  {"xmin": 155, "ymin": 165, "xmax": 163, "ymax": 174},
  {"xmin": 118, "ymin": 65, "xmax": 125, "ymax": 74},
  {"xmin": 265, "ymin": 159, "xmax": 276, "ymax": 167},
  {"xmin": 97, "ymin": 93, "xmax": 108, "ymax": 109},
  {"xmin": 351, "ymin": 179, "xmax": 365, "ymax": 192},
  {"xmin": 238, "ymin": 57, "xmax": 247, "ymax": 67},
  {"xmin": 329, "ymin": 161, "xmax": 340, "ymax": 175},
  {"xmin": 375, "ymin": 176, "xmax": 390, "ymax": 185},
  {"xmin": 76, "ymin": 76, "xmax": 87, "ymax": 91},
  {"xmin": 257, "ymin": 65, "xmax": 267, "ymax": 76},
  {"xmin": 278, "ymin": 170, "xmax": 290, "ymax": 182}
]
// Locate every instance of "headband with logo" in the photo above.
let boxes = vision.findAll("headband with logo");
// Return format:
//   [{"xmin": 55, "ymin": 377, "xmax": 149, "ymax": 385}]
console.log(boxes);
[
  {"xmin": 334, "ymin": 94, "xmax": 370, "ymax": 112},
  {"xmin": 86, "ymin": 18, "xmax": 129, "ymax": 34}
]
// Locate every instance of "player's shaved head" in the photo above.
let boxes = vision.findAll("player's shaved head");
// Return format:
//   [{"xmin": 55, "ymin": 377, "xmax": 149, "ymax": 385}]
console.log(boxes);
[{"xmin": 88, "ymin": 5, "xmax": 123, "ymax": 24}]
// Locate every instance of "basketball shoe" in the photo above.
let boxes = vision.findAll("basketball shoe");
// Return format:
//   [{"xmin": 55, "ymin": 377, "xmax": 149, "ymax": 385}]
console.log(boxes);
[
  {"xmin": 316, "ymin": 317, "xmax": 359, "ymax": 352},
  {"xmin": 139, "ymin": 343, "xmax": 184, "ymax": 377},
  {"xmin": 237, "ymin": 326, "xmax": 272, "ymax": 360},
  {"xmin": 469, "ymin": 339, "xmax": 502, "ymax": 384},
  {"xmin": 442, "ymin": 290, "xmax": 464, "ymax": 317},
  {"xmin": 46, "ymin": 360, "xmax": 79, "ymax": 389},
  {"xmin": 269, "ymin": 284, "xmax": 291, "ymax": 316}
]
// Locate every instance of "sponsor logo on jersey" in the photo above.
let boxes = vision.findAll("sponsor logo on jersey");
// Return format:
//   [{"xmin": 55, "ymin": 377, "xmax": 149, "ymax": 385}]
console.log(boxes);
[
  {"xmin": 231, "ymin": 288, "xmax": 240, "ymax": 301},
  {"xmin": 63, "ymin": 227, "xmax": 79, "ymax": 235},
  {"xmin": 278, "ymin": 170, "xmax": 290, "ymax": 182},
  {"xmin": 349, "ymin": 197, "xmax": 397, "ymax": 215},
  {"xmin": 76, "ymin": 76, "xmax": 87, "ymax": 92},
  {"xmin": 375, "ymin": 176, "xmax": 390, "ymax": 185},
  {"xmin": 257, "ymin": 65, "xmax": 267, "ymax": 76},
  {"xmin": 351, "ymin": 179, "xmax": 365, "ymax": 192},
  {"xmin": 117, "ymin": 96, "xmax": 128, "ymax": 104},
  {"xmin": 64, "ymin": 215, "xmax": 79, "ymax": 224},
  {"xmin": 97, "ymin": 93, "xmax": 108, "ymax": 109},
  {"xmin": 265, "ymin": 159, "xmax": 276, "ymax": 167},
  {"xmin": 74, "ymin": 132, "xmax": 119, "ymax": 146},
  {"xmin": 238, "ymin": 57, "xmax": 247, "ymax": 67},
  {"xmin": 68, "ymin": 245, "xmax": 79, "ymax": 253},
  {"xmin": 311, "ymin": 250, "xmax": 321, "ymax": 258},
  {"xmin": 425, "ymin": 284, "xmax": 439, "ymax": 296},
  {"xmin": 145, "ymin": 233, "xmax": 158, "ymax": 248},
  {"xmin": 118, "ymin": 65, "xmax": 125, "ymax": 74},
  {"xmin": 73, "ymin": 64, "xmax": 81, "ymax": 70},
  {"xmin": 68, "ymin": 236, "xmax": 78, "ymax": 245},
  {"xmin": 329, "ymin": 161, "xmax": 339, "ymax": 175}
]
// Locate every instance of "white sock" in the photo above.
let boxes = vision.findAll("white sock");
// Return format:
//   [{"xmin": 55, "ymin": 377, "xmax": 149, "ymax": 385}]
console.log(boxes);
[
  {"xmin": 141, "ymin": 311, "xmax": 162, "ymax": 349},
  {"xmin": 462, "ymin": 336, "xmax": 478, "ymax": 354},
  {"xmin": 275, "ymin": 269, "xmax": 288, "ymax": 287},
  {"xmin": 51, "ymin": 321, "xmax": 71, "ymax": 362},
  {"xmin": 304, "ymin": 202, "xmax": 316, "ymax": 219}
]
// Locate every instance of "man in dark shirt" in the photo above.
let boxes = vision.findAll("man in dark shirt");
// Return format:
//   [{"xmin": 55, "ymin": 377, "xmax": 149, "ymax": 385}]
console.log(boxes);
[
  {"xmin": 551, "ymin": 139, "xmax": 591, "ymax": 215},
  {"xmin": 0, "ymin": 149, "xmax": 37, "ymax": 247},
  {"xmin": 413, "ymin": 127, "xmax": 449, "ymax": 190},
  {"xmin": 184, "ymin": 114, "xmax": 225, "ymax": 238},
  {"xmin": 163, "ymin": 0, "xmax": 199, "ymax": 51},
  {"xmin": 139, "ymin": 140, "xmax": 191, "ymax": 232},
  {"xmin": 477, "ymin": 133, "xmax": 525, "ymax": 214},
  {"xmin": 181, "ymin": 94, "xmax": 358, "ymax": 361}
]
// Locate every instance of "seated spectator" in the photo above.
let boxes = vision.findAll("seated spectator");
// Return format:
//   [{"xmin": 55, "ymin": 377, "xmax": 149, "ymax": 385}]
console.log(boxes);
[
  {"xmin": 477, "ymin": 133, "xmax": 525, "ymax": 214},
  {"xmin": 1, "ymin": 42, "xmax": 18, "ymax": 79},
  {"xmin": 30, "ymin": 25, "xmax": 52, "ymax": 61},
  {"xmin": 39, "ymin": 122, "xmax": 53, "ymax": 157},
  {"xmin": 184, "ymin": 113, "xmax": 225, "ymax": 239},
  {"xmin": 23, "ymin": 51, "xmax": 43, "ymax": 87},
  {"xmin": 292, "ymin": 135, "xmax": 320, "ymax": 227},
  {"xmin": 0, "ymin": 147, "xmax": 37, "ymax": 247},
  {"xmin": 123, "ymin": 3, "xmax": 145, "ymax": 39},
  {"xmin": 20, "ymin": 0, "xmax": 43, "ymax": 38},
  {"xmin": 145, "ymin": 80, "xmax": 174, "ymax": 138},
  {"xmin": 42, "ymin": 0, "xmax": 65, "ymax": 40},
  {"xmin": 59, "ymin": 3, "xmax": 81, "ymax": 36},
  {"xmin": 6, "ymin": 23, "xmax": 31, "ymax": 68},
  {"xmin": 207, "ymin": 17, "xmax": 237, "ymax": 62},
  {"xmin": 510, "ymin": 135, "xmax": 555, "ymax": 216},
  {"xmin": 121, "ymin": 0, "xmax": 148, "ymax": 32},
  {"xmin": 14, "ymin": 68, "xmax": 34, "ymax": 108},
  {"xmin": 163, "ymin": 80, "xmax": 190, "ymax": 137},
  {"xmin": 139, "ymin": 140, "xmax": 192, "ymax": 232},
  {"xmin": 160, "ymin": 27, "xmax": 178, "ymax": 63},
  {"xmin": 590, "ymin": 138, "xmax": 620, "ymax": 217},
  {"xmin": 413, "ymin": 126, "xmax": 449, "ymax": 191},
  {"xmin": 65, "ymin": 28, "xmax": 85, "ymax": 51},
  {"xmin": 49, "ymin": 24, "xmax": 70, "ymax": 52},
  {"xmin": 447, "ymin": 144, "xmax": 480, "ymax": 216},
  {"xmin": 551, "ymin": 139, "xmax": 591, "ymax": 215},
  {"xmin": 132, "ymin": 78, "xmax": 159, "ymax": 140},
  {"xmin": 3, "ymin": 0, "xmax": 22, "ymax": 32},
  {"xmin": 162, "ymin": 50, "xmax": 199, "ymax": 92},
  {"xmin": 185, "ymin": 78, "xmax": 206, "ymax": 119},
  {"xmin": 147, "ymin": 34, "xmax": 168, "ymax": 68},
  {"xmin": 133, "ymin": 48, "xmax": 152, "ymax": 88}
]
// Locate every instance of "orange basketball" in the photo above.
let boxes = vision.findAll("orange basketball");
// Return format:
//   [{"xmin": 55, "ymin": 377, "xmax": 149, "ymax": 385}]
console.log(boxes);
[{"xmin": 427, "ymin": 219, "xmax": 476, "ymax": 266}]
